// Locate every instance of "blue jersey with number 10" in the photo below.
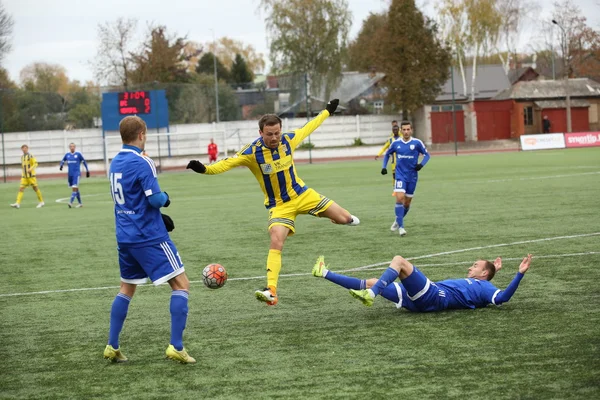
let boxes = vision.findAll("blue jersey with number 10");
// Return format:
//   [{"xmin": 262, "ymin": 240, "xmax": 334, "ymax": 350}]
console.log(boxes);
[
  {"xmin": 109, "ymin": 145, "xmax": 168, "ymax": 246},
  {"xmin": 384, "ymin": 138, "xmax": 430, "ymax": 182}
]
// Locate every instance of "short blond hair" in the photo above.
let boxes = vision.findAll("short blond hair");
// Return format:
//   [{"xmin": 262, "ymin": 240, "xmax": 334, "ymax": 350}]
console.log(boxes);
[{"xmin": 119, "ymin": 116, "xmax": 147, "ymax": 144}]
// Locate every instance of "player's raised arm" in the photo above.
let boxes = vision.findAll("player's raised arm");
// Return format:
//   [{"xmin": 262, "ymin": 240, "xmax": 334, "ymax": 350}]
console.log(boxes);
[
  {"xmin": 492, "ymin": 254, "xmax": 532, "ymax": 305},
  {"xmin": 289, "ymin": 99, "xmax": 339, "ymax": 148},
  {"xmin": 187, "ymin": 150, "xmax": 251, "ymax": 175}
]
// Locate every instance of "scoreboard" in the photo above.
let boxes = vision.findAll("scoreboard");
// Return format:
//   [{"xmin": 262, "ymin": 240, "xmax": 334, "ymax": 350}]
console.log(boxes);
[
  {"xmin": 101, "ymin": 89, "xmax": 169, "ymax": 131},
  {"xmin": 118, "ymin": 91, "xmax": 151, "ymax": 115}
]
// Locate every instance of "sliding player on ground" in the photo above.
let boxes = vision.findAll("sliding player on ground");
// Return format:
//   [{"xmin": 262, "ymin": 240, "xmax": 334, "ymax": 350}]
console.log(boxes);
[{"xmin": 312, "ymin": 254, "xmax": 532, "ymax": 311}]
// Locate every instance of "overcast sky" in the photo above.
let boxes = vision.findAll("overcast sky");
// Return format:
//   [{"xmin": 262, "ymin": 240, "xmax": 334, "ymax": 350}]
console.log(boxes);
[{"xmin": 3, "ymin": 0, "xmax": 599, "ymax": 84}]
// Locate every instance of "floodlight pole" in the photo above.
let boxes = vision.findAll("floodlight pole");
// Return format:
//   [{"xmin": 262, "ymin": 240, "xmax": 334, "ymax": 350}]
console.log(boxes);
[
  {"xmin": 450, "ymin": 64, "xmax": 458, "ymax": 156},
  {"xmin": 552, "ymin": 19, "xmax": 572, "ymax": 133},
  {"xmin": 305, "ymin": 72, "xmax": 312, "ymax": 164},
  {"xmin": 212, "ymin": 29, "xmax": 220, "ymax": 124}
]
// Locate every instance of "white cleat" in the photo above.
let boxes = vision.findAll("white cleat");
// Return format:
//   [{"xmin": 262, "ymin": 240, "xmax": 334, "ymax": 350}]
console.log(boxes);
[
  {"xmin": 390, "ymin": 221, "xmax": 399, "ymax": 231},
  {"xmin": 398, "ymin": 227, "xmax": 407, "ymax": 236},
  {"xmin": 76, "ymin": 204, "xmax": 83, "ymax": 208},
  {"xmin": 36, "ymin": 202, "xmax": 45, "ymax": 208},
  {"xmin": 68, "ymin": 203, "xmax": 73, "ymax": 208},
  {"xmin": 10, "ymin": 203, "xmax": 20, "ymax": 209},
  {"xmin": 346, "ymin": 215, "xmax": 360, "ymax": 226}
]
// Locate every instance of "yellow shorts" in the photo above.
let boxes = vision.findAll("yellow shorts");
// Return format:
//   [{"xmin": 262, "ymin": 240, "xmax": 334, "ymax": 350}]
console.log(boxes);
[
  {"xmin": 268, "ymin": 188, "xmax": 334, "ymax": 235},
  {"xmin": 20, "ymin": 177, "xmax": 38, "ymax": 187}
]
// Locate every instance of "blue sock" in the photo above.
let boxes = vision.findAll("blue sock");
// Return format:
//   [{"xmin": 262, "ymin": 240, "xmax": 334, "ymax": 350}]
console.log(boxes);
[
  {"xmin": 370, "ymin": 267, "xmax": 400, "ymax": 297},
  {"xmin": 324, "ymin": 271, "xmax": 366, "ymax": 290},
  {"xmin": 108, "ymin": 293, "xmax": 131, "ymax": 349},
  {"xmin": 170, "ymin": 290, "xmax": 189, "ymax": 351},
  {"xmin": 403, "ymin": 205, "xmax": 410, "ymax": 217},
  {"xmin": 69, "ymin": 192, "xmax": 77, "ymax": 204},
  {"xmin": 395, "ymin": 203, "xmax": 404, "ymax": 228},
  {"xmin": 76, "ymin": 191, "xmax": 81, "ymax": 204}
]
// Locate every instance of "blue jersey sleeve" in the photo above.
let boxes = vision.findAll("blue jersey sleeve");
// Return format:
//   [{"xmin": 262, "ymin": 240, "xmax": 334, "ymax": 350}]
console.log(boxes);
[
  {"xmin": 418, "ymin": 141, "xmax": 430, "ymax": 167},
  {"xmin": 493, "ymin": 273, "xmax": 525, "ymax": 305},
  {"xmin": 382, "ymin": 142, "xmax": 396, "ymax": 168},
  {"xmin": 78, "ymin": 152, "xmax": 89, "ymax": 171},
  {"xmin": 60, "ymin": 153, "xmax": 67, "ymax": 168},
  {"xmin": 138, "ymin": 157, "xmax": 162, "ymax": 198}
]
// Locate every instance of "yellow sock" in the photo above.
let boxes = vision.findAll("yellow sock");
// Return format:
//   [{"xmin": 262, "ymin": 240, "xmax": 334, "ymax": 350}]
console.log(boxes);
[
  {"xmin": 16, "ymin": 191, "xmax": 24, "ymax": 204},
  {"xmin": 266, "ymin": 249, "xmax": 282, "ymax": 290},
  {"xmin": 35, "ymin": 189, "xmax": 44, "ymax": 202}
]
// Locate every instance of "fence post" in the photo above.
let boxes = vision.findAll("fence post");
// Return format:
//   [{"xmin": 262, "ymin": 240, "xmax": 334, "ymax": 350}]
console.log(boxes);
[
  {"xmin": 355, "ymin": 115, "xmax": 361, "ymax": 140},
  {"xmin": 104, "ymin": 135, "xmax": 110, "ymax": 178}
]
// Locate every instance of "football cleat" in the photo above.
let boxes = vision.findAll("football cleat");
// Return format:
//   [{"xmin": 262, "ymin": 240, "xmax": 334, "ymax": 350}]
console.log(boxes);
[
  {"xmin": 76, "ymin": 204, "xmax": 83, "ymax": 208},
  {"xmin": 68, "ymin": 203, "xmax": 73, "ymax": 208},
  {"xmin": 10, "ymin": 203, "xmax": 20, "ymax": 209},
  {"xmin": 346, "ymin": 215, "xmax": 360, "ymax": 226},
  {"xmin": 103, "ymin": 345, "xmax": 128, "ymax": 363},
  {"xmin": 36, "ymin": 202, "xmax": 45, "ymax": 208},
  {"xmin": 349, "ymin": 289, "xmax": 374, "ymax": 307},
  {"xmin": 255, "ymin": 286, "xmax": 278, "ymax": 305},
  {"xmin": 398, "ymin": 227, "xmax": 407, "ymax": 236},
  {"xmin": 166, "ymin": 345, "xmax": 196, "ymax": 364},
  {"xmin": 390, "ymin": 221, "xmax": 399, "ymax": 231},
  {"xmin": 312, "ymin": 256, "xmax": 328, "ymax": 278}
]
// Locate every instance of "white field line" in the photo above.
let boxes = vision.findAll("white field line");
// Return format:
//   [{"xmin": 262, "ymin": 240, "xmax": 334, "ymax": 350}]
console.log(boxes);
[
  {"xmin": 1, "ymin": 242, "xmax": 598, "ymax": 298},
  {"xmin": 346, "ymin": 232, "xmax": 600, "ymax": 272},
  {"xmin": 484, "ymin": 171, "xmax": 600, "ymax": 183},
  {"xmin": 55, "ymin": 193, "xmax": 104, "ymax": 203}
]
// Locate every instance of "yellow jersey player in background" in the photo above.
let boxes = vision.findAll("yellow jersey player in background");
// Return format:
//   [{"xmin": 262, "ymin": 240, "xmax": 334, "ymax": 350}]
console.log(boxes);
[
  {"xmin": 186, "ymin": 99, "xmax": 360, "ymax": 306},
  {"xmin": 376, "ymin": 124, "xmax": 401, "ymax": 195},
  {"xmin": 10, "ymin": 144, "xmax": 45, "ymax": 208}
]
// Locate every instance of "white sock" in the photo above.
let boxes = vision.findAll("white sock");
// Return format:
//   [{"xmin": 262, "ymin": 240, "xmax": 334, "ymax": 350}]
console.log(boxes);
[
  {"xmin": 322, "ymin": 269, "xmax": 329, "ymax": 278},
  {"xmin": 367, "ymin": 289, "xmax": 375, "ymax": 298},
  {"xmin": 346, "ymin": 215, "xmax": 360, "ymax": 226}
]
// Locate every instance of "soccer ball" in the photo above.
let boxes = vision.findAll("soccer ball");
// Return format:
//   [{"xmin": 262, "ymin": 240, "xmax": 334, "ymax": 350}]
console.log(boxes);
[{"xmin": 202, "ymin": 264, "xmax": 227, "ymax": 289}]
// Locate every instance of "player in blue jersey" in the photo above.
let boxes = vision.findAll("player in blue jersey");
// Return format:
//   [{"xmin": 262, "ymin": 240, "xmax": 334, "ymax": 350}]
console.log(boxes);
[
  {"xmin": 381, "ymin": 121, "xmax": 430, "ymax": 236},
  {"xmin": 104, "ymin": 116, "xmax": 195, "ymax": 364},
  {"xmin": 311, "ymin": 254, "xmax": 532, "ymax": 311},
  {"xmin": 59, "ymin": 143, "xmax": 90, "ymax": 208}
]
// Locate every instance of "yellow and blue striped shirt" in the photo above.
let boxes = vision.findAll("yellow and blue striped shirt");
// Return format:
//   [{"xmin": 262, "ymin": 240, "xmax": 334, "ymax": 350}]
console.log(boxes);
[
  {"xmin": 21, "ymin": 153, "xmax": 38, "ymax": 178},
  {"xmin": 377, "ymin": 133, "xmax": 399, "ymax": 165},
  {"xmin": 204, "ymin": 110, "xmax": 331, "ymax": 208}
]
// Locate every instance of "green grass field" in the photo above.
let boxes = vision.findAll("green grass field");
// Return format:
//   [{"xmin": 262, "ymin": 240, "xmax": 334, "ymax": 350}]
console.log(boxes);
[{"xmin": 1, "ymin": 148, "xmax": 599, "ymax": 399}]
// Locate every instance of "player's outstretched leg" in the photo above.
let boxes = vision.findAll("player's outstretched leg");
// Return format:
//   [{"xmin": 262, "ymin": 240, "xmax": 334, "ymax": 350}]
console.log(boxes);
[
  {"xmin": 313, "ymin": 256, "xmax": 368, "ymax": 290},
  {"xmin": 320, "ymin": 203, "xmax": 359, "ymax": 226}
]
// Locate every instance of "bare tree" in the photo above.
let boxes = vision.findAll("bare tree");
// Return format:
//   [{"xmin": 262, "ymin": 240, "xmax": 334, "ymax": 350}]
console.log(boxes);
[
  {"xmin": 496, "ymin": 0, "xmax": 540, "ymax": 73},
  {"xmin": 92, "ymin": 18, "xmax": 138, "ymax": 87},
  {"xmin": 0, "ymin": 1, "xmax": 14, "ymax": 64}
]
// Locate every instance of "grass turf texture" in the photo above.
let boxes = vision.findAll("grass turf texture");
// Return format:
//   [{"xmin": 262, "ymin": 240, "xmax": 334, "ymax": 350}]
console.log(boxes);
[{"xmin": 1, "ymin": 148, "xmax": 599, "ymax": 399}]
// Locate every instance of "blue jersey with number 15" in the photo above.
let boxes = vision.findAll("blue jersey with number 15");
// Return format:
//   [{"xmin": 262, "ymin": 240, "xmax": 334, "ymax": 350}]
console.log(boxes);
[{"xmin": 109, "ymin": 145, "xmax": 168, "ymax": 246}]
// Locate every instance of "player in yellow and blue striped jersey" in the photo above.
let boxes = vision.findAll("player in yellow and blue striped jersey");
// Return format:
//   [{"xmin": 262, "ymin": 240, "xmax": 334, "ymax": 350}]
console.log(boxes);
[
  {"xmin": 187, "ymin": 99, "xmax": 360, "ymax": 306},
  {"xmin": 10, "ymin": 145, "xmax": 45, "ymax": 209}
]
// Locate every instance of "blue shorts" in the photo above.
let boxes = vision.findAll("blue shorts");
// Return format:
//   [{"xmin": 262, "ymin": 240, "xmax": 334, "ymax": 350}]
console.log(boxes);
[
  {"xmin": 393, "ymin": 179, "xmax": 417, "ymax": 197},
  {"xmin": 68, "ymin": 175, "xmax": 80, "ymax": 187},
  {"xmin": 400, "ymin": 267, "xmax": 447, "ymax": 312},
  {"xmin": 118, "ymin": 239, "xmax": 185, "ymax": 286}
]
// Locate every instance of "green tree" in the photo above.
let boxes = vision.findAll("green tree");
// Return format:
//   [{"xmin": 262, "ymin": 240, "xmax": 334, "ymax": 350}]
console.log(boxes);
[
  {"xmin": 196, "ymin": 52, "xmax": 230, "ymax": 83},
  {"xmin": 230, "ymin": 53, "xmax": 253, "ymax": 87},
  {"xmin": 261, "ymin": 0, "xmax": 351, "ymax": 103},
  {"xmin": 129, "ymin": 25, "xmax": 190, "ymax": 84},
  {"xmin": 381, "ymin": 0, "xmax": 451, "ymax": 119},
  {"xmin": 346, "ymin": 12, "xmax": 387, "ymax": 72}
]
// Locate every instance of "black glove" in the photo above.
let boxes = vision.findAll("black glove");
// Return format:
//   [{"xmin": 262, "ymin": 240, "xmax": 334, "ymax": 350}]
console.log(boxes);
[
  {"xmin": 59, "ymin": 165, "xmax": 63, "ymax": 171},
  {"xmin": 326, "ymin": 99, "xmax": 339, "ymax": 115},
  {"xmin": 186, "ymin": 160, "xmax": 206, "ymax": 174},
  {"xmin": 86, "ymin": 171, "xmax": 90, "ymax": 178},
  {"xmin": 381, "ymin": 168, "xmax": 387, "ymax": 175},
  {"xmin": 162, "ymin": 213, "xmax": 175, "ymax": 232},
  {"xmin": 163, "ymin": 192, "xmax": 170, "ymax": 208},
  {"xmin": 415, "ymin": 164, "xmax": 423, "ymax": 171}
]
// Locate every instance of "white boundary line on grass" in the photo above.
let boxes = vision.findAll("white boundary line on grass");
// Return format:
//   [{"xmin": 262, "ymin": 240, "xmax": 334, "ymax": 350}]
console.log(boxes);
[
  {"xmin": 55, "ymin": 193, "xmax": 104, "ymax": 203},
  {"xmin": 1, "ymin": 232, "xmax": 598, "ymax": 298}
]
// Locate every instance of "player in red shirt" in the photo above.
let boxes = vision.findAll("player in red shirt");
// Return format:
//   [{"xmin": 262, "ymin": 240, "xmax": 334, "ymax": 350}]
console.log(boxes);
[{"xmin": 208, "ymin": 139, "xmax": 218, "ymax": 163}]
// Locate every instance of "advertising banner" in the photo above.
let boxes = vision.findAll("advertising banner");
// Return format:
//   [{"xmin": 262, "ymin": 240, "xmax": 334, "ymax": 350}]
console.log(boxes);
[
  {"xmin": 564, "ymin": 132, "xmax": 600, "ymax": 148},
  {"xmin": 520, "ymin": 133, "xmax": 566, "ymax": 151}
]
